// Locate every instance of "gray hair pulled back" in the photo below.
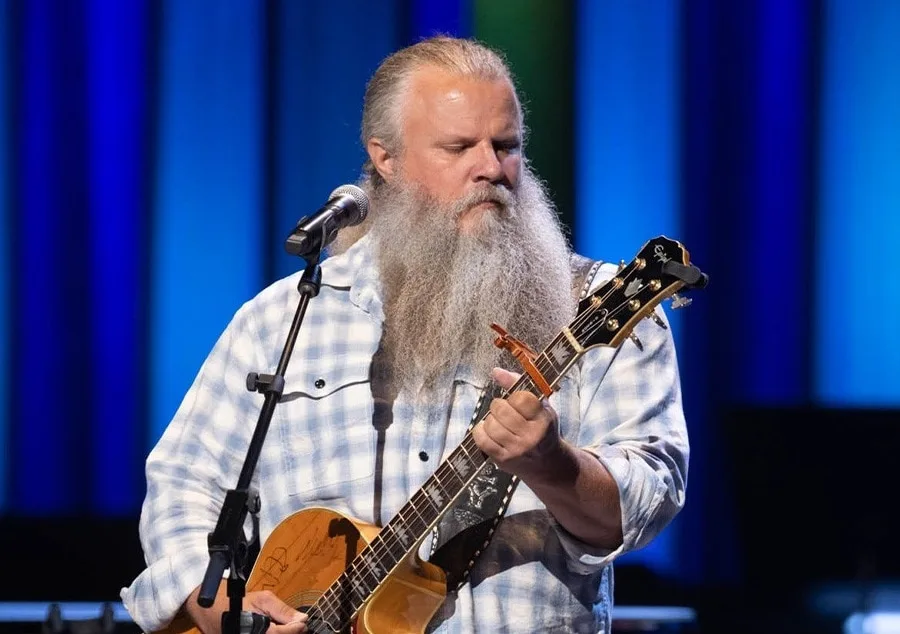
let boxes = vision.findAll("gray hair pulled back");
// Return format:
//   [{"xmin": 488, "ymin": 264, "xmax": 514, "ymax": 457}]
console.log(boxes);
[{"xmin": 360, "ymin": 36, "xmax": 520, "ymax": 187}]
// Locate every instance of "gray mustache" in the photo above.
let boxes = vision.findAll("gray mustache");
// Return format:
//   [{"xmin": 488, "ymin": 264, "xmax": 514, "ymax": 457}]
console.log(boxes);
[{"xmin": 453, "ymin": 187, "xmax": 515, "ymax": 216}]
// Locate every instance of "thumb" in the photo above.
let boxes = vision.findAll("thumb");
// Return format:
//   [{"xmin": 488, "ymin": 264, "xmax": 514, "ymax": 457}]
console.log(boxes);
[
  {"xmin": 250, "ymin": 591, "xmax": 306, "ymax": 625},
  {"xmin": 491, "ymin": 367, "xmax": 521, "ymax": 391}
]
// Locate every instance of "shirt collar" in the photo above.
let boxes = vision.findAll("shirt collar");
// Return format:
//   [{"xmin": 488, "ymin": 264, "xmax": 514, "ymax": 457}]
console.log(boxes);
[{"xmin": 320, "ymin": 233, "xmax": 384, "ymax": 322}]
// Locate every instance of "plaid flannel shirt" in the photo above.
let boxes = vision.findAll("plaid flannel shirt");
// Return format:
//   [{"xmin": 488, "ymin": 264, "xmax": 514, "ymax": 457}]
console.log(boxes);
[{"xmin": 121, "ymin": 233, "xmax": 689, "ymax": 634}]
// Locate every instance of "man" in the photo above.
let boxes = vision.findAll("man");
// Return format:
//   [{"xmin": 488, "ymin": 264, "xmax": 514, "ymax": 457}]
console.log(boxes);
[{"xmin": 122, "ymin": 36, "xmax": 688, "ymax": 634}]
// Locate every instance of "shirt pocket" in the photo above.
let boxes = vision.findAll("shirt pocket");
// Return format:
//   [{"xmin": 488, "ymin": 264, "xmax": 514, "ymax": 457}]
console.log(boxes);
[{"xmin": 273, "ymin": 355, "xmax": 376, "ymax": 504}]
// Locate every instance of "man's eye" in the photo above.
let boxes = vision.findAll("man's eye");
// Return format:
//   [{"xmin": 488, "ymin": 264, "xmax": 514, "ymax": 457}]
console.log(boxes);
[{"xmin": 444, "ymin": 145, "xmax": 467, "ymax": 154}]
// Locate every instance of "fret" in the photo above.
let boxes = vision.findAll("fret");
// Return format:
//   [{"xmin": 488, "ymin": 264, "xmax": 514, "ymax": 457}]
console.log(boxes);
[
  {"xmin": 327, "ymin": 568, "xmax": 367, "ymax": 615},
  {"xmin": 439, "ymin": 455, "xmax": 470, "ymax": 487},
  {"xmin": 421, "ymin": 478, "xmax": 448, "ymax": 513},
  {"xmin": 432, "ymin": 469, "xmax": 459, "ymax": 501},
  {"xmin": 408, "ymin": 497, "xmax": 440, "ymax": 533},
  {"xmin": 437, "ymin": 451, "xmax": 470, "ymax": 485},
  {"xmin": 347, "ymin": 569, "xmax": 372, "ymax": 602},
  {"xmin": 325, "ymin": 571, "xmax": 359, "ymax": 604},
  {"xmin": 319, "ymin": 580, "xmax": 355, "ymax": 625},
  {"xmin": 303, "ymin": 608, "xmax": 329, "ymax": 634},
  {"xmin": 396, "ymin": 500, "xmax": 430, "ymax": 534},
  {"xmin": 540, "ymin": 333, "xmax": 578, "ymax": 381},
  {"xmin": 348, "ymin": 546, "xmax": 393, "ymax": 595},
  {"xmin": 388, "ymin": 520, "xmax": 415, "ymax": 556},
  {"xmin": 455, "ymin": 439, "xmax": 485, "ymax": 472},
  {"xmin": 379, "ymin": 523, "xmax": 411, "ymax": 561},
  {"xmin": 358, "ymin": 549, "xmax": 387, "ymax": 584},
  {"xmin": 309, "ymin": 608, "xmax": 340, "ymax": 634},
  {"xmin": 516, "ymin": 375, "xmax": 543, "ymax": 399},
  {"xmin": 460, "ymin": 433, "xmax": 481, "ymax": 457}
]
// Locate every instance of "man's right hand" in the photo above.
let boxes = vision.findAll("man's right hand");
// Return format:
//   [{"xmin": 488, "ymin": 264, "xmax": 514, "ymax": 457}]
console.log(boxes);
[{"xmin": 183, "ymin": 586, "xmax": 308, "ymax": 634}]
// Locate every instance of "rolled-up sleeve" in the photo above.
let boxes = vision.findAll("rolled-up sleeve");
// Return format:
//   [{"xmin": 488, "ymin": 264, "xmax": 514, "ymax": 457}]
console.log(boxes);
[
  {"xmin": 121, "ymin": 305, "xmax": 264, "ymax": 632},
  {"xmin": 555, "ymin": 302, "xmax": 689, "ymax": 572}
]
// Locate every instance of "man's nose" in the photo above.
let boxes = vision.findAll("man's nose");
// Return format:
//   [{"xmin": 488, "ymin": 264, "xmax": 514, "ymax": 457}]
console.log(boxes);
[{"xmin": 471, "ymin": 142, "xmax": 504, "ymax": 183}]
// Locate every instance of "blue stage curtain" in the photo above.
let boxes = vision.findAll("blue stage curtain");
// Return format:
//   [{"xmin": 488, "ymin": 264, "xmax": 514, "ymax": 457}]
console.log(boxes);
[
  {"xmin": 148, "ymin": 0, "xmax": 267, "ymax": 444},
  {"xmin": 676, "ymin": 0, "xmax": 821, "ymax": 582},
  {"xmin": 0, "ymin": 0, "xmax": 9, "ymax": 512},
  {"xmin": 10, "ymin": 0, "xmax": 93, "ymax": 513},
  {"xmin": 815, "ymin": 0, "xmax": 900, "ymax": 406},
  {"xmin": 86, "ymin": 0, "xmax": 152, "ymax": 514}
]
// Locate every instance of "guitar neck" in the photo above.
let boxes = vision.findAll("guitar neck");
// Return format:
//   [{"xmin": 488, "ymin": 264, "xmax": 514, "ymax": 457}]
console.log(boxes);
[{"xmin": 308, "ymin": 330, "xmax": 585, "ymax": 629}]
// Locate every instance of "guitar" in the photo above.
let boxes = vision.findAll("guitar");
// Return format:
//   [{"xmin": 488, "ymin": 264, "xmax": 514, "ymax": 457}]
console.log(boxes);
[{"xmin": 160, "ymin": 236, "xmax": 707, "ymax": 634}]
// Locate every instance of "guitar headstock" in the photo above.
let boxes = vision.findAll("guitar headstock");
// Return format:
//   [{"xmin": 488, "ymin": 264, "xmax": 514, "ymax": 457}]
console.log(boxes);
[{"xmin": 570, "ymin": 236, "xmax": 708, "ymax": 350}]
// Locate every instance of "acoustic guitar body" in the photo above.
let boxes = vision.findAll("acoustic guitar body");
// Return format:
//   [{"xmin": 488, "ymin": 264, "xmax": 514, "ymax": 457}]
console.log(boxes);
[{"xmin": 159, "ymin": 507, "xmax": 447, "ymax": 634}]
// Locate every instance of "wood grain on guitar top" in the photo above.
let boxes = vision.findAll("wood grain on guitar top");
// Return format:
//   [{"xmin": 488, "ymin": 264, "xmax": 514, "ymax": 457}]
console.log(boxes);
[{"xmin": 156, "ymin": 508, "xmax": 447, "ymax": 634}]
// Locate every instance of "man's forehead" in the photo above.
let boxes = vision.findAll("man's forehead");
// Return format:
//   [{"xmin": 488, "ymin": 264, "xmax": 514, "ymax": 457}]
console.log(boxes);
[
  {"xmin": 401, "ymin": 67, "xmax": 521, "ymax": 132},
  {"xmin": 409, "ymin": 64, "xmax": 505, "ymax": 86}
]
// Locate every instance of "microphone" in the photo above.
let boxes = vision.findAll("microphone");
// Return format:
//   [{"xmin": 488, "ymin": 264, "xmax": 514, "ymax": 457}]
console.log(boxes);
[{"xmin": 285, "ymin": 184, "xmax": 370, "ymax": 258}]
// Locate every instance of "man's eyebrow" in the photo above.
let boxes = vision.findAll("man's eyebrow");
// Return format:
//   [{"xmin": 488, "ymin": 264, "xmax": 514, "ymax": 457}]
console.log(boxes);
[{"xmin": 435, "ymin": 135, "xmax": 476, "ymax": 145}]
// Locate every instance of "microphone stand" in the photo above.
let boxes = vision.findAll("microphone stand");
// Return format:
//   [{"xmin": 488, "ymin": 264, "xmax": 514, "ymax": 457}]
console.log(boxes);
[{"xmin": 197, "ymin": 248, "xmax": 324, "ymax": 634}]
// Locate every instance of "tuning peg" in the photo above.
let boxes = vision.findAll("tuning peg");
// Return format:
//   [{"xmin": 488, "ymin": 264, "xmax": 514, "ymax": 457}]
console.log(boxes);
[
  {"xmin": 648, "ymin": 312, "xmax": 668, "ymax": 330},
  {"xmin": 670, "ymin": 293, "xmax": 692, "ymax": 310},
  {"xmin": 628, "ymin": 332, "xmax": 643, "ymax": 351},
  {"xmin": 618, "ymin": 260, "xmax": 626, "ymax": 272}
]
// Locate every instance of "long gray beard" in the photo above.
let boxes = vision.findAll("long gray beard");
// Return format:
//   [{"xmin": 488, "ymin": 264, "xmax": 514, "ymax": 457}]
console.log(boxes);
[{"xmin": 334, "ymin": 166, "xmax": 575, "ymax": 398}]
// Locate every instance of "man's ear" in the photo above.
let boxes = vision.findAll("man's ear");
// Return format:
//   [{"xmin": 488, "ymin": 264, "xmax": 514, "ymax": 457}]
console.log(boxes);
[{"xmin": 367, "ymin": 138, "xmax": 396, "ymax": 180}]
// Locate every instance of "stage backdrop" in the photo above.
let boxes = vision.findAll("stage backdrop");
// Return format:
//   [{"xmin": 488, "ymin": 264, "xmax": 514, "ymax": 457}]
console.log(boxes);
[{"xmin": 1, "ymin": 0, "xmax": 898, "ymax": 589}]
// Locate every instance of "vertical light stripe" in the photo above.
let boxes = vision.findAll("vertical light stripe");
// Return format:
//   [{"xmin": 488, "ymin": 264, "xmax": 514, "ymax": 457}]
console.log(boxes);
[
  {"xmin": 474, "ymin": 0, "xmax": 575, "ymax": 230},
  {"xmin": 272, "ymin": 1, "xmax": 400, "ymax": 280},
  {"xmin": 150, "ymin": 0, "xmax": 264, "ymax": 443},
  {"xmin": 87, "ymin": 0, "xmax": 148, "ymax": 513},
  {"xmin": 0, "ymin": 0, "xmax": 9, "ymax": 511},
  {"xmin": 816, "ymin": 0, "xmax": 900, "ymax": 405},
  {"xmin": 745, "ymin": 0, "xmax": 813, "ymax": 403},
  {"xmin": 575, "ymin": 0, "xmax": 681, "ymax": 575},
  {"xmin": 575, "ymin": 2, "xmax": 681, "ymax": 258},
  {"xmin": 676, "ymin": 0, "xmax": 718, "ymax": 584},
  {"xmin": 14, "ymin": 0, "xmax": 92, "ymax": 513},
  {"xmin": 16, "ymin": 0, "xmax": 58, "ymax": 512}
]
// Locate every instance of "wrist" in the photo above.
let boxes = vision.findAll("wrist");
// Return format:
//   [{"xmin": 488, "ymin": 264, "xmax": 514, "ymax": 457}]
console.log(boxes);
[{"xmin": 519, "ymin": 437, "xmax": 578, "ymax": 486}]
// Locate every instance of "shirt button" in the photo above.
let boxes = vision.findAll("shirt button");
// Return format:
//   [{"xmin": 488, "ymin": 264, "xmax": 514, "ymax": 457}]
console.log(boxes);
[
  {"xmin": 418, "ymin": 451, "xmax": 429, "ymax": 462},
  {"xmin": 314, "ymin": 378, "xmax": 325, "ymax": 389}
]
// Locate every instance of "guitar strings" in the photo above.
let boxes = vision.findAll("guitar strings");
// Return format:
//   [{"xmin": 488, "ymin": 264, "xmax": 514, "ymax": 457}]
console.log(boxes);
[
  {"xmin": 310, "ymin": 260, "xmax": 659, "ymax": 627},
  {"xmin": 529, "ymin": 260, "xmax": 659, "ymax": 382}
]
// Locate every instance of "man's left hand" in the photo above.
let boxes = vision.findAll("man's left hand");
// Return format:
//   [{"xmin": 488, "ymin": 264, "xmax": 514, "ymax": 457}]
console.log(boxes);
[{"xmin": 472, "ymin": 367, "xmax": 564, "ymax": 480}]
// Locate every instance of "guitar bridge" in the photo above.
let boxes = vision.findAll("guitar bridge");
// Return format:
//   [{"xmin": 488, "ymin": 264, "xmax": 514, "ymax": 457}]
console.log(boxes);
[{"xmin": 490, "ymin": 323, "xmax": 553, "ymax": 397}]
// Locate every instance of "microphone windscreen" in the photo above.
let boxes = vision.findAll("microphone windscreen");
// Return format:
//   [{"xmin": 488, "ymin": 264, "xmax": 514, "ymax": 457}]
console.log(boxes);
[{"xmin": 328, "ymin": 184, "xmax": 370, "ymax": 224}]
